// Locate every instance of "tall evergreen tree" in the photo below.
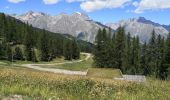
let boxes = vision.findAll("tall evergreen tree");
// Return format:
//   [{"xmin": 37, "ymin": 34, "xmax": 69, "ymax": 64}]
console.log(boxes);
[
  {"xmin": 6, "ymin": 45, "xmax": 13, "ymax": 61},
  {"xmin": 63, "ymin": 39, "xmax": 73, "ymax": 60},
  {"xmin": 163, "ymin": 32, "xmax": 170, "ymax": 80},
  {"xmin": 0, "ymin": 41, "xmax": 6, "ymax": 60},
  {"xmin": 14, "ymin": 46, "xmax": 24, "ymax": 60},
  {"xmin": 141, "ymin": 42, "xmax": 150, "ymax": 75},
  {"xmin": 0, "ymin": 13, "xmax": 8, "ymax": 42},
  {"xmin": 123, "ymin": 32, "xmax": 132, "ymax": 74},
  {"xmin": 72, "ymin": 39, "xmax": 80, "ymax": 60},
  {"xmin": 94, "ymin": 28, "xmax": 104, "ymax": 67},
  {"xmin": 130, "ymin": 37, "xmax": 141, "ymax": 74},
  {"xmin": 40, "ymin": 30, "xmax": 49, "ymax": 61},
  {"xmin": 114, "ymin": 26, "xmax": 126, "ymax": 71},
  {"xmin": 148, "ymin": 30, "xmax": 157, "ymax": 75},
  {"xmin": 32, "ymin": 48, "xmax": 38, "ymax": 62},
  {"xmin": 24, "ymin": 25, "xmax": 34, "ymax": 61}
]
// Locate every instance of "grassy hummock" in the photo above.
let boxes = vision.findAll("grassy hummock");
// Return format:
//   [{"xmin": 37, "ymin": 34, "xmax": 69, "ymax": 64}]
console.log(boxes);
[{"xmin": 87, "ymin": 68, "xmax": 123, "ymax": 79}]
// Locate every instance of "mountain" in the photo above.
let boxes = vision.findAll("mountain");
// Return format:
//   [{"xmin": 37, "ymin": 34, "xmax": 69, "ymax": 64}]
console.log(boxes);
[
  {"xmin": 12, "ymin": 11, "xmax": 169, "ymax": 43},
  {"xmin": 12, "ymin": 11, "xmax": 109, "ymax": 43},
  {"xmin": 162, "ymin": 25, "xmax": 170, "ymax": 31},
  {"xmin": 106, "ymin": 17, "xmax": 169, "ymax": 42}
]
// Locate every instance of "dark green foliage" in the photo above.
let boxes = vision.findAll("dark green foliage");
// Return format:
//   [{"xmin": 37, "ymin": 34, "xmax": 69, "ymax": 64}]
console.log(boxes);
[
  {"xmin": 63, "ymin": 39, "xmax": 73, "ymax": 60},
  {"xmin": 94, "ymin": 28, "xmax": 170, "ymax": 80},
  {"xmin": 72, "ymin": 39, "xmax": 80, "ymax": 60},
  {"xmin": 141, "ymin": 42, "xmax": 150, "ymax": 75},
  {"xmin": 163, "ymin": 32, "xmax": 170, "ymax": 80},
  {"xmin": 165, "ymin": 33, "xmax": 170, "ymax": 64},
  {"xmin": 14, "ymin": 46, "xmax": 24, "ymax": 60},
  {"xmin": 114, "ymin": 27, "xmax": 126, "ymax": 71},
  {"xmin": 94, "ymin": 28, "xmax": 110, "ymax": 68},
  {"xmin": 6, "ymin": 45, "xmax": 13, "ymax": 61},
  {"xmin": 130, "ymin": 37, "xmax": 141, "ymax": 74},
  {"xmin": 123, "ymin": 33, "xmax": 132, "ymax": 74},
  {"xmin": 0, "ymin": 13, "xmax": 81, "ymax": 62},
  {"xmin": 0, "ymin": 41, "xmax": 6, "ymax": 60},
  {"xmin": 148, "ymin": 30, "xmax": 157, "ymax": 75},
  {"xmin": 32, "ymin": 48, "xmax": 38, "ymax": 62},
  {"xmin": 40, "ymin": 30, "xmax": 50, "ymax": 61},
  {"xmin": 24, "ymin": 25, "xmax": 34, "ymax": 61}
]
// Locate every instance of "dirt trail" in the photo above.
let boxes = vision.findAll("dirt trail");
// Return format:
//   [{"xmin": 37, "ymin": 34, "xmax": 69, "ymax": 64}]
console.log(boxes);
[{"xmin": 21, "ymin": 53, "xmax": 91, "ymax": 75}]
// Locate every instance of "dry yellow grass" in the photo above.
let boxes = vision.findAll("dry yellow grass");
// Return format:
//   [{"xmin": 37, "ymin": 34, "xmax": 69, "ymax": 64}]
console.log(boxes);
[
  {"xmin": 0, "ymin": 67, "xmax": 170, "ymax": 100},
  {"xmin": 87, "ymin": 68, "xmax": 123, "ymax": 79}
]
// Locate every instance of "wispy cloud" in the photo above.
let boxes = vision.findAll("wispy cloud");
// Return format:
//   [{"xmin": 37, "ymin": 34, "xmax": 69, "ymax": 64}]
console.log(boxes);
[
  {"xmin": 8, "ymin": 0, "xmax": 25, "ymax": 3},
  {"xmin": 43, "ymin": 0, "xmax": 60, "ymax": 5},
  {"xmin": 80, "ymin": 0, "xmax": 131, "ymax": 12},
  {"xmin": 134, "ymin": 0, "xmax": 170, "ymax": 13}
]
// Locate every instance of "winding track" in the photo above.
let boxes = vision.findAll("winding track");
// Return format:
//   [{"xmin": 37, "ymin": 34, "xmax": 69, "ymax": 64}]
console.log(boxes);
[{"xmin": 21, "ymin": 53, "xmax": 91, "ymax": 75}]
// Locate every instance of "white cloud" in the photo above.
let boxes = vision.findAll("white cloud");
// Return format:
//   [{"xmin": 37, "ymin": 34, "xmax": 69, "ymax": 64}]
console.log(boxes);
[
  {"xmin": 80, "ymin": 0, "xmax": 131, "ymax": 12},
  {"xmin": 132, "ymin": 1, "xmax": 138, "ymax": 7},
  {"xmin": 66, "ymin": 0, "xmax": 85, "ymax": 3},
  {"xmin": 43, "ymin": 0, "xmax": 60, "ymax": 5},
  {"xmin": 134, "ymin": 0, "xmax": 170, "ymax": 13},
  {"xmin": 8, "ymin": 0, "xmax": 25, "ymax": 3}
]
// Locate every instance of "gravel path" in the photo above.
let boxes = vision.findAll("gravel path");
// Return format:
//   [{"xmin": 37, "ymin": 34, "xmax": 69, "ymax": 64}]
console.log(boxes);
[{"xmin": 21, "ymin": 53, "xmax": 91, "ymax": 75}]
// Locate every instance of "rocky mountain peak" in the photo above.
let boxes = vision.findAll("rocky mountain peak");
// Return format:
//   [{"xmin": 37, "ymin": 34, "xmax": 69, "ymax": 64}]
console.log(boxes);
[
  {"xmin": 12, "ymin": 11, "xmax": 107, "ymax": 43},
  {"xmin": 106, "ymin": 17, "xmax": 169, "ymax": 43},
  {"xmin": 71, "ymin": 12, "xmax": 89, "ymax": 20}
]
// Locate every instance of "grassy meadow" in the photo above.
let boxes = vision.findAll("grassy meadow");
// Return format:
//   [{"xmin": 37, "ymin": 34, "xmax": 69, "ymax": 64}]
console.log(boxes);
[
  {"xmin": 0, "ymin": 54, "xmax": 170, "ymax": 100},
  {"xmin": 0, "ymin": 66, "xmax": 170, "ymax": 100}
]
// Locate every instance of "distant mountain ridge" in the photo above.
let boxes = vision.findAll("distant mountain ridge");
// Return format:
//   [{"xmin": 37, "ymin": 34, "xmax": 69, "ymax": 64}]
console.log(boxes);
[
  {"xmin": 106, "ymin": 17, "xmax": 170, "ymax": 42},
  {"xmin": 12, "ymin": 11, "xmax": 109, "ymax": 43},
  {"xmin": 12, "ymin": 11, "xmax": 170, "ymax": 43}
]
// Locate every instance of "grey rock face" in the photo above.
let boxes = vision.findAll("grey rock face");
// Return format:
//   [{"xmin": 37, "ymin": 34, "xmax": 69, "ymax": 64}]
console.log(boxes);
[
  {"xmin": 106, "ymin": 17, "xmax": 169, "ymax": 42},
  {"xmin": 12, "ymin": 11, "xmax": 108, "ymax": 43},
  {"xmin": 12, "ymin": 11, "xmax": 169, "ymax": 43}
]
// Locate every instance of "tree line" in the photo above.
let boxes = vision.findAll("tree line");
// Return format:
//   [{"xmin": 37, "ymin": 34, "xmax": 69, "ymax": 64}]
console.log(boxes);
[
  {"xmin": 94, "ymin": 27, "xmax": 170, "ymax": 80},
  {"xmin": 0, "ymin": 13, "xmax": 80, "ymax": 62}
]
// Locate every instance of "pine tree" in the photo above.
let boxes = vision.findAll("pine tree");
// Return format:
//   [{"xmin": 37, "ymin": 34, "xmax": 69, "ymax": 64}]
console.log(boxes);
[
  {"xmin": 141, "ymin": 42, "xmax": 150, "ymax": 75},
  {"xmin": 25, "ymin": 26, "xmax": 32, "ymax": 61},
  {"xmin": 6, "ymin": 45, "xmax": 13, "ymax": 61},
  {"xmin": 40, "ymin": 30, "xmax": 49, "ymax": 61},
  {"xmin": 32, "ymin": 48, "xmax": 38, "ymax": 62},
  {"xmin": 165, "ymin": 33, "xmax": 170, "ymax": 65},
  {"xmin": 63, "ymin": 39, "xmax": 73, "ymax": 60},
  {"xmin": 155, "ymin": 35, "xmax": 164, "ymax": 78},
  {"xmin": 163, "ymin": 32, "xmax": 170, "ymax": 80},
  {"xmin": 0, "ymin": 13, "xmax": 8, "ymax": 41},
  {"xmin": 14, "ymin": 46, "xmax": 24, "ymax": 60},
  {"xmin": 123, "ymin": 32, "xmax": 132, "ymax": 74},
  {"xmin": 72, "ymin": 39, "xmax": 80, "ymax": 60},
  {"xmin": 93, "ymin": 28, "xmax": 104, "ymax": 67},
  {"xmin": 130, "ymin": 37, "xmax": 141, "ymax": 74},
  {"xmin": 105, "ymin": 28, "xmax": 115, "ymax": 68},
  {"xmin": 114, "ymin": 26, "xmax": 126, "ymax": 71},
  {"xmin": 148, "ymin": 30, "xmax": 157, "ymax": 75},
  {"xmin": 24, "ymin": 25, "xmax": 35, "ymax": 61},
  {"xmin": 0, "ymin": 41, "xmax": 6, "ymax": 60}
]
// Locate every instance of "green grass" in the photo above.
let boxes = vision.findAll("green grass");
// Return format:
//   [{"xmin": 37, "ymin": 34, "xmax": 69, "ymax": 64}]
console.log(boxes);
[
  {"xmin": 87, "ymin": 68, "xmax": 123, "ymax": 79},
  {"xmin": 0, "ymin": 67, "xmax": 170, "ymax": 100},
  {"xmin": 39, "ymin": 54, "xmax": 93, "ymax": 71},
  {"xmin": 0, "ymin": 53, "xmax": 170, "ymax": 99}
]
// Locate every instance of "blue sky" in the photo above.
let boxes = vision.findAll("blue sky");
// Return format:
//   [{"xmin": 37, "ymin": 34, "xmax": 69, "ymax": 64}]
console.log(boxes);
[{"xmin": 0, "ymin": 0, "xmax": 170, "ymax": 25}]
